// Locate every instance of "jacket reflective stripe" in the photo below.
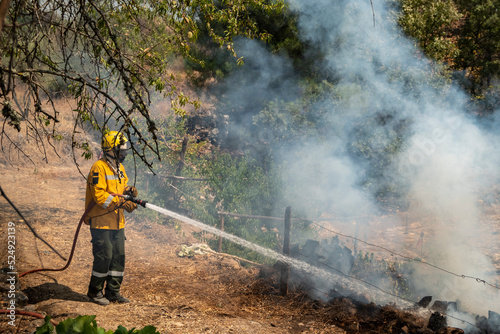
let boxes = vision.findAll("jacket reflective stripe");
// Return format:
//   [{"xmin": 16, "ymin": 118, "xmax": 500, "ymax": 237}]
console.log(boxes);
[
  {"xmin": 91, "ymin": 270, "xmax": 124, "ymax": 277},
  {"xmin": 105, "ymin": 174, "xmax": 119, "ymax": 181},
  {"xmin": 92, "ymin": 270, "xmax": 108, "ymax": 278},
  {"xmin": 103, "ymin": 194, "xmax": 114, "ymax": 208}
]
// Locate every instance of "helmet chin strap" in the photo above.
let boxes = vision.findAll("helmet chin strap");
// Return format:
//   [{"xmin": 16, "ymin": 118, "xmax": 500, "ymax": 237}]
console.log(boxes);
[
  {"xmin": 103, "ymin": 151, "xmax": 117, "ymax": 164},
  {"xmin": 103, "ymin": 149, "xmax": 123, "ymax": 183}
]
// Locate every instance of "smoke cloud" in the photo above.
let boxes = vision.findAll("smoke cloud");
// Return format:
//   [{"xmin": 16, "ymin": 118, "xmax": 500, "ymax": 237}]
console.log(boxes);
[{"xmin": 216, "ymin": 0, "xmax": 500, "ymax": 327}]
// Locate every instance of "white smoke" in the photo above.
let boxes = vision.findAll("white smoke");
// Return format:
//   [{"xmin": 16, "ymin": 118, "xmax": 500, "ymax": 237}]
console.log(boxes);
[{"xmin": 217, "ymin": 0, "xmax": 500, "ymax": 324}]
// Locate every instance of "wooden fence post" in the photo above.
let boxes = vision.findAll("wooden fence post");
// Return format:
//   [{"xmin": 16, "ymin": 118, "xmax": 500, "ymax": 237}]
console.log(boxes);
[
  {"xmin": 280, "ymin": 206, "xmax": 291, "ymax": 296},
  {"xmin": 173, "ymin": 135, "xmax": 189, "ymax": 206},
  {"xmin": 218, "ymin": 215, "xmax": 224, "ymax": 253}
]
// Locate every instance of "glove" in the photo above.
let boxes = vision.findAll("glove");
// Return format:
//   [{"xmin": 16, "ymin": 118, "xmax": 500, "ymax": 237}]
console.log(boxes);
[
  {"xmin": 122, "ymin": 200, "xmax": 137, "ymax": 213},
  {"xmin": 109, "ymin": 196, "xmax": 126, "ymax": 211},
  {"xmin": 124, "ymin": 186, "xmax": 138, "ymax": 197}
]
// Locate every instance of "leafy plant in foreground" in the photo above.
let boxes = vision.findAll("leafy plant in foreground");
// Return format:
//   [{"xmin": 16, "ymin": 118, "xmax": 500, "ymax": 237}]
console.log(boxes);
[{"xmin": 35, "ymin": 315, "xmax": 160, "ymax": 334}]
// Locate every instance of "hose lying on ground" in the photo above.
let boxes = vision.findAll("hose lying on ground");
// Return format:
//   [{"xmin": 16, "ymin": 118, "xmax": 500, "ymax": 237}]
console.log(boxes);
[
  {"xmin": 19, "ymin": 201, "xmax": 96, "ymax": 278},
  {"xmin": 0, "ymin": 199, "xmax": 96, "ymax": 327},
  {"xmin": 0, "ymin": 309, "xmax": 58, "ymax": 325}
]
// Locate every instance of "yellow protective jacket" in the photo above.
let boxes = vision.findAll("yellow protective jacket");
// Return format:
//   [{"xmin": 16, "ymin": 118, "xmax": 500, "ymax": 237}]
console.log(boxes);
[{"xmin": 84, "ymin": 158, "xmax": 129, "ymax": 230}]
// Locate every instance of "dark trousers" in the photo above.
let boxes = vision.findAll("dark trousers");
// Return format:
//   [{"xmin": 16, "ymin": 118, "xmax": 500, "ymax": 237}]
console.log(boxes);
[{"xmin": 88, "ymin": 228, "xmax": 125, "ymax": 296}]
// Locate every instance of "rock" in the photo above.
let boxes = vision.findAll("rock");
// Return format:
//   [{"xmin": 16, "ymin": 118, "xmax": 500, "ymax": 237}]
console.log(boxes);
[
  {"xmin": 488, "ymin": 310, "xmax": 500, "ymax": 334},
  {"xmin": 489, "ymin": 310, "xmax": 500, "ymax": 322},
  {"xmin": 356, "ymin": 302, "xmax": 380, "ymax": 318},
  {"xmin": 476, "ymin": 315, "xmax": 489, "ymax": 333},
  {"xmin": 431, "ymin": 300, "xmax": 448, "ymax": 313},
  {"xmin": 417, "ymin": 296, "xmax": 432, "ymax": 308},
  {"xmin": 301, "ymin": 240, "xmax": 320, "ymax": 258},
  {"xmin": 428, "ymin": 312, "xmax": 447, "ymax": 332}
]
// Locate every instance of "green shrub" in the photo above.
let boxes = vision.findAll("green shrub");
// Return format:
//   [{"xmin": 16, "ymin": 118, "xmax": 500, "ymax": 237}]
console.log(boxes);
[{"xmin": 35, "ymin": 315, "xmax": 160, "ymax": 334}]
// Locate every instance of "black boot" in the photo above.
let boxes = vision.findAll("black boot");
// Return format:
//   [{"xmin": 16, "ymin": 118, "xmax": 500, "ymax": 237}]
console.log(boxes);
[
  {"xmin": 105, "ymin": 292, "xmax": 130, "ymax": 303},
  {"xmin": 87, "ymin": 291, "xmax": 110, "ymax": 306}
]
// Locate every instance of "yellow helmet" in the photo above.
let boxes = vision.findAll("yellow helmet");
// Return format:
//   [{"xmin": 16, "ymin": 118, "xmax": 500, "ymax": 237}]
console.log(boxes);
[{"xmin": 102, "ymin": 131, "xmax": 128, "ymax": 151}]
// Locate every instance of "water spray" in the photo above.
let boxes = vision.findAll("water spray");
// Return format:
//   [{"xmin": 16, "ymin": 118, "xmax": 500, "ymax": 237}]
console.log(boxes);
[
  {"xmin": 17, "ymin": 192, "xmax": 411, "ymax": 307},
  {"xmin": 139, "ymin": 199, "xmax": 412, "ymax": 307}
]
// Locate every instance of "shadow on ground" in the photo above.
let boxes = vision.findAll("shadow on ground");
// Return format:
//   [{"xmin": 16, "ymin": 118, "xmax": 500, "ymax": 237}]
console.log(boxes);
[{"xmin": 23, "ymin": 282, "xmax": 89, "ymax": 303}]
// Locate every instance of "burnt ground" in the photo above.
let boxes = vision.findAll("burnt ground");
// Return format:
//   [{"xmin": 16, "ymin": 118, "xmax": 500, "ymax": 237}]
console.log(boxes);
[{"xmin": 0, "ymin": 162, "xmax": 498, "ymax": 333}]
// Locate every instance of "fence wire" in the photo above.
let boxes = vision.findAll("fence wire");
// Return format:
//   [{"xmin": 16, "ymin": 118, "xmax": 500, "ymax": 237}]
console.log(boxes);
[
  {"xmin": 308, "ymin": 221, "xmax": 500, "ymax": 290},
  {"xmin": 212, "ymin": 212, "xmax": 499, "ymax": 331}
]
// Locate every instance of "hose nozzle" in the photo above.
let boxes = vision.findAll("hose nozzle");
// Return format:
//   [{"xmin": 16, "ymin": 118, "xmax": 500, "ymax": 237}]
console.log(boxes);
[{"xmin": 123, "ymin": 195, "xmax": 148, "ymax": 208}]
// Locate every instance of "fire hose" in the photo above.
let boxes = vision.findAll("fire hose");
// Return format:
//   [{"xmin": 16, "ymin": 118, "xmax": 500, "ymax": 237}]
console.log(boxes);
[
  {"xmin": 0, "ymin": 309, "xmax": 58, "ymax": 326},
  {"xmin": 0, "ymin": 194, "xmax": 147, "ymax": 325},
  {"xmin": 18, "ymin": 201, "xmax": 95, "ymax": 278},
  {"xmin": 19, "ymin": 193, "xmax": 147, "ymax": 278}
]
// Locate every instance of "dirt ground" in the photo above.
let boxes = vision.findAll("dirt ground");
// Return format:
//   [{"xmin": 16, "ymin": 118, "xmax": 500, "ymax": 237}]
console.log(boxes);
[
  {"xmin": 0, "ymin": 162, "xmax": 351, "ymax": 334},
  {"xmin": 0, "ymin": 160, "xmax": 498, "ymax": 333}
]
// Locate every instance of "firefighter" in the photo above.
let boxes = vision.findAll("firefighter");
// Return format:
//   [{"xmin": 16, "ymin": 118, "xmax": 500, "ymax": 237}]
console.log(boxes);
[{"xmin": 84, "ymin": 131, "xmax": 138, "ymax": 305}]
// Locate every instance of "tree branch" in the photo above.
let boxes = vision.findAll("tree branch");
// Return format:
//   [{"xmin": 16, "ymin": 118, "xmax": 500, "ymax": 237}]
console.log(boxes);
[{"xmin": 0, "ymin": 0, "xmax": 12, "ymax": 35}]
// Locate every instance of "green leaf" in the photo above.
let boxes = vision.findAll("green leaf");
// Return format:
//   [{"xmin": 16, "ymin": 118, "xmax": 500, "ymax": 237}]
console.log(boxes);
[
  {"xmin": 136, "ymin": 326, "xmax": 160, "ymax": 334},
  {"xmin": 56, "ymin": 315, "xmax": 97, "ymax": 333},
  {"xmin": 36, "ymin": 315, "xmax": 156, "ymax": 334},
  {"xmin": 35, "ymin": 316, "xmax": 55, "ymax": 334},
  {"xmin": 113, "ymin": 325, "xmax": 129, "ymax": 334}
]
